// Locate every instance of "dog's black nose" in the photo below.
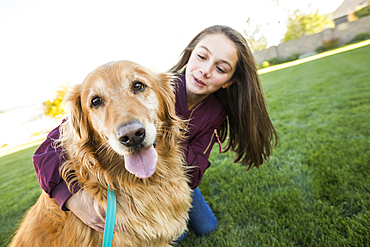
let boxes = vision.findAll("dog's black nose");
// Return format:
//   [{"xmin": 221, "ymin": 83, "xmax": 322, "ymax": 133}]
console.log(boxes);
[{"xmin": 117, "ymin": 121, "xmax": 146, "ymax": 147}]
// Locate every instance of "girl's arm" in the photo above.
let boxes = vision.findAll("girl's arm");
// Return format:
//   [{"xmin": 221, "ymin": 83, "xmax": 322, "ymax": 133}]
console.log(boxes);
[
  {"xmin": 33, "ymin": 124, "xmax": 123, "ymax": 232},
  {"xmin": 32, "ymin": 124, "xmax": 74, "ymax": 210},
  {"xmin": 183, "ymin": 140, "xmax": 213, "ymax": 189},
  {"xmin": 184, "ymin": 117, "xmax": 224, "ymax": 189}
]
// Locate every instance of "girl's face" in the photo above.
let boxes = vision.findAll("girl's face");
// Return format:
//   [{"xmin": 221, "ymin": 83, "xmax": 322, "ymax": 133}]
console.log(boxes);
[{"xmin": 185, "ymin": 34, "xmax": 238, "ymax": 99}]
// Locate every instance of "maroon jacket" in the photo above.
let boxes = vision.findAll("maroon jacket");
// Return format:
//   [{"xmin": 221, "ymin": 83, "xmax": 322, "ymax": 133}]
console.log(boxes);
[{"xmin": 32, "ymin": 75, "xmax": 226, "ymax": 210}]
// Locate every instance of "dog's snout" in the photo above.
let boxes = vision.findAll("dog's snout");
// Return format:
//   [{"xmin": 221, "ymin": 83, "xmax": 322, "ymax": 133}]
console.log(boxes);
[{"xmin": 117, "ymin": 121, "xmax": 146, "ymax": 147}]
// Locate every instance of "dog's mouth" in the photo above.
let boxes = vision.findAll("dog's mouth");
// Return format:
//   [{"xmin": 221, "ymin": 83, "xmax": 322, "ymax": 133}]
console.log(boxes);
[
  {"xmin": 112, "ymin": 120, "xmax": 158, "ymax": 179},
  {"xmin": 122, "ymin": 144, "xmax": 158, "ymax": 179}
]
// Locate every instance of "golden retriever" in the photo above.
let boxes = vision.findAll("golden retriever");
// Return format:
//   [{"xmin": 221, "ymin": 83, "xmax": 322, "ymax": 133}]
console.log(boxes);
[{"xmin": 10, "ymin": 60, "xmax": 192, "ymax": 247}]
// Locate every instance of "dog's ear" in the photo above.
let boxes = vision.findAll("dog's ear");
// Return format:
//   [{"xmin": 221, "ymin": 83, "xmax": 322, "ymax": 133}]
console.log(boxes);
[
  {"xmin": 156, "ymin": 73, "xmax": 185, "ymax": 145},
  {"xmin": 60, "ymin": 84, "xmax": 101, "ymax": 186},
  {"xmin": 156, "ymin": 73, "xmax": 177, "ymax": 123},
  {"xmin": 63, "ymin": 84, "xmax": 90, "ymax": 142}
]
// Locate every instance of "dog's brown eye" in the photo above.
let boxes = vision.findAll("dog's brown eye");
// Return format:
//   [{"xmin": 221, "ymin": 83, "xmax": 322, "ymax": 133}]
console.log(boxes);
[
  {"xmin": 133, "ymin": 81, "xmax": 145, "ymax": 93},
  {"xmin": 91, "ymin": 96, "xmax": 103, "ymax": 108}
]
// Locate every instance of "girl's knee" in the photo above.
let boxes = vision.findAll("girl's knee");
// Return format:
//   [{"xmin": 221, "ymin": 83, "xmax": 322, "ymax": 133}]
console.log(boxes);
[{"xmin": 192, "ymin": 217, "xmax": 218, "ymax": 236}]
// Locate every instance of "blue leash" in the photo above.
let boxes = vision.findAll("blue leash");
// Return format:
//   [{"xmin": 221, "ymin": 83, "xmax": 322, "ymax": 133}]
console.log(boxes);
[
  {"xmin": 102, "ymin": 186, "xmax": 117, "ymax": 247},
  {"xmin": 104, "ymin": 142, "xmax": 156, "ymax": 246}
]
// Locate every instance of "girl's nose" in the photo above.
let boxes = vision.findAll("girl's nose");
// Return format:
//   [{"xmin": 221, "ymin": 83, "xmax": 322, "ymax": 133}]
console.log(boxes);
[{"xmin": 200, "ymin": 63, "xmax": 212, "ymax": 78}]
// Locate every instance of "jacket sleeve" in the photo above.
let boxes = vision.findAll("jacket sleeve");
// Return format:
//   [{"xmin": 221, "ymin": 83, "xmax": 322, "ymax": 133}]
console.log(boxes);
[
  {"xmin": 183, "ymin": 132, "xmax": 214, "ymax": 189},
  {"xmin": 184, "ymin": 114, "xmax": 225, "ymax": 189},
  {"xmin": 32, "ymin": 124, "xmax": 78, "ymax": 211}
]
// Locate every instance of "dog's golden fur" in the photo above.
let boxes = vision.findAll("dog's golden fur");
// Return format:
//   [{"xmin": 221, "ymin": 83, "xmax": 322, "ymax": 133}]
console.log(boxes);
[{"xmin": 10, "ymin": 60, "xmax": 192, "ymax": 247}]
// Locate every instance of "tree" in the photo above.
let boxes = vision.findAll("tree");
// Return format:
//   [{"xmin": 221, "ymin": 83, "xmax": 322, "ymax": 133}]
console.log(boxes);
[
  {"xmin": 243, "ymin": 0, "xmax": 281, "ymax": 51},
  {"xmin": 244, "ymin": 18, "xmax": 268, "ymax": 52},
  {"xmin": 282, "ymin": 9, "xmax": 334, "ymax": 42},
  {"xmin": 44, "ymin": 84, "xmax": 69, "ymax": 119}
]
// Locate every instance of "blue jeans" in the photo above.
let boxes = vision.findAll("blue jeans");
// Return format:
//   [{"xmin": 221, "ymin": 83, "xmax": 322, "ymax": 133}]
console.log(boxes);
[{"xmin": 176, "ymin": 187, "xmax": 218, "ymax": 242}]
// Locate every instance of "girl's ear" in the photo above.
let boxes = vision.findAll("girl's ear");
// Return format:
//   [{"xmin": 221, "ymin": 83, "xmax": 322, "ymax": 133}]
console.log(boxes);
[{"xmin": 221, "ymin": 80, "xmax": 234, "ymax": 89}]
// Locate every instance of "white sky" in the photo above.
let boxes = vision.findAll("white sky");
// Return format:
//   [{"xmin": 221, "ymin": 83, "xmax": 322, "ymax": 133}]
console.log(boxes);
[{"xmin": 0, "ymin": 0, "xmax": 344, "ymax": 111}]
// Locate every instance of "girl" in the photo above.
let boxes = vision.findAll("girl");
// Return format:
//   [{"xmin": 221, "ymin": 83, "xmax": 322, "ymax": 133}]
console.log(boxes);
[{"xmin": 33, "ymin": 25, "xmax": 278, "ymax": 240}]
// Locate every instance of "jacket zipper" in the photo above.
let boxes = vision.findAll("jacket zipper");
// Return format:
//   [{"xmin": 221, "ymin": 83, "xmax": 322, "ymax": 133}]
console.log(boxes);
[
  {"xmin": 203, "ymin": 129, "xmax": 222, "ymax": 155},
  {"xmin": 185, "ymin": 101, "xmax": 222, "ymax": 155}
]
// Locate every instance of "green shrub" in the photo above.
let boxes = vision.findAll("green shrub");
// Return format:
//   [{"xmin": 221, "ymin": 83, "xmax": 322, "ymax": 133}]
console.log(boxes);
[
  {"xmin": 286, "ymin": 53, "xmax": 300, "ymax": 62},
  {"xmin": 354, "ymin": 5, "xmax": 370, "ymax": 18},
  {"xmin": 267, "ymin": 57, "xmax": 282, "ymax": 65},
  {"xmin": 323, "ymin": 38, "xmax": 340, "ymax": 50},
  {"xmin": 264, "ymin": 53, "xmax": 299, "ymax": 67},
  {"xmin": 315, "ymin": 45, "xmax": 326, "ymax": 53},
  {"xmin": 349, "ymin": 32, "xmax": 370, "ymax": 44}
]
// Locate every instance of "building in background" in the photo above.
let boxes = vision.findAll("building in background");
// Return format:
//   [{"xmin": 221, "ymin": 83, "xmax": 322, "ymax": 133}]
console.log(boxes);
[{"xmin": 332, "ymin": 0, "xmax": 370, "ymax": 25}]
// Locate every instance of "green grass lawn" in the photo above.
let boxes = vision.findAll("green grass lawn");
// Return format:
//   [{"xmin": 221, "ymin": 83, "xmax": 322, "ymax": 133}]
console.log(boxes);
[
  {"xmin": 0, "ymin": 143, "xmax": 42, "ymax": 246},
  {"xmin": 1, "ymin": 44, "xmax": 370, "ymax": 246}
]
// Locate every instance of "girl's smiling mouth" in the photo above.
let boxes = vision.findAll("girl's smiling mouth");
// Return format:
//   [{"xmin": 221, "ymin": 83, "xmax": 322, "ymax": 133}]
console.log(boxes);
[{"xmin": 193, "ymin": 76, "xmax": 206, "ymax": 86}]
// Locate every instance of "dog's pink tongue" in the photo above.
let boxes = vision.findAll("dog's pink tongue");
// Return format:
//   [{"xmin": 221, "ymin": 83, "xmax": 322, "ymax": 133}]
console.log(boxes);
[{"xmin": 124, "ymin": 145, "xmax": 158, "ymax": 178}]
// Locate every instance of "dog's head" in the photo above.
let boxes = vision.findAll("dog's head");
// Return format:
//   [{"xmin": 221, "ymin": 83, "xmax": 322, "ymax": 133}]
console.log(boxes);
[{"xmin": 61, "ymin": 60, "xmax": 181, "ymax": 179}]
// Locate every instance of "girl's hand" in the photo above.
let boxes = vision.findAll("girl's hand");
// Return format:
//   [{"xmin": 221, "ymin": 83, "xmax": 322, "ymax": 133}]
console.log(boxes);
[
  {"xmin": 65, "ymin": 189, "xmax": 127, "ymax": 232},
  {"xmin": 65, "ymin": 189, "xmax": 106, "ymax": 232}
]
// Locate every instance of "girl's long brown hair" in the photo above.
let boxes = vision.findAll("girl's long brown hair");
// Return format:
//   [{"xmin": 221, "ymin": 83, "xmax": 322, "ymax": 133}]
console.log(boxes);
[{"xmin": 170, "ymin": 25, "xmax": 278, "ymax": 170}]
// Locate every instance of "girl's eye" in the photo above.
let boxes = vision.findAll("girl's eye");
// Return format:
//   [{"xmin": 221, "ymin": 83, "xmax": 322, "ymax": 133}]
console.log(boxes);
[
  {"xmin": 198, "ymin": 54, "xmax": 206, "ymax": 60},
  {"xmin": 216, "ymin": 67, "xmax": 226, "ymax": 73},
  {"xmin": 91, "ymin": 96, "xmax": 103, "ymax": 108},
  {"xmin": 133, "ymin": 81, "xmax": 146, "ymax": 93}
]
